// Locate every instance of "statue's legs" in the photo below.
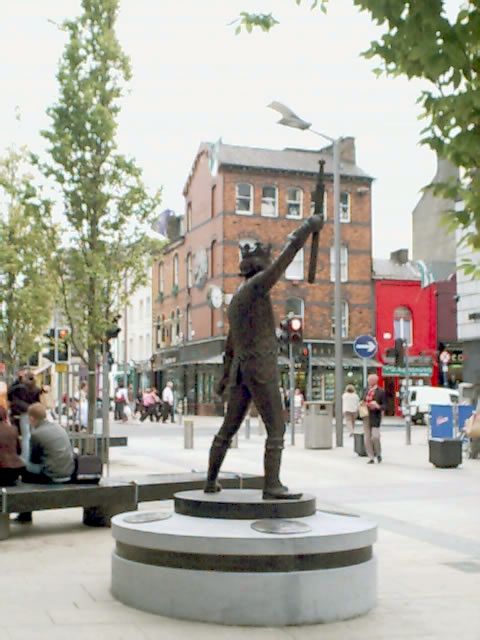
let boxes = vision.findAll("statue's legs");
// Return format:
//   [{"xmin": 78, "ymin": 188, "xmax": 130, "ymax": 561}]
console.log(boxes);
[
  {"xmin": 249, "ymin": 379, "xmax": 302, "ymax": 500},
  {"xmin": 204, "ymin": 384, "xmax": 251, "ymax": 493}
]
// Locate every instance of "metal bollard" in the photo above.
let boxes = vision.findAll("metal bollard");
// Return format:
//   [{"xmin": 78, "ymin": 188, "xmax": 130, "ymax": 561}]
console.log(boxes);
[
  {"xmin": 184, "ymin": 419, "xmax": 194, "ymax": 449},
  {"xmin": 231, "ymin": 432, "xmax": 239, "ymax": 448},
  {"xmin": 0, "ymin": 488, "xmax": 9, "ymax": 541}
]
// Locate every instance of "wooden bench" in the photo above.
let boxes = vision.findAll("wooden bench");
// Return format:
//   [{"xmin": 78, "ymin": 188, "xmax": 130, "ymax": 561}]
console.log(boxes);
[{"xmin": 0, "ymin": 472, "xmax": 263, "ymax": 540}]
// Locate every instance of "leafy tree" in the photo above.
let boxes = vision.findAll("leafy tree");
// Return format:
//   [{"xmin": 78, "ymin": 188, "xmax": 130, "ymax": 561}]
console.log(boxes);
[
  {"xmin": 40, "ymin": 0, "xmax": 162, "ymax": 431},
  {"xmin": 0, "ymin": 147, "xmax": 57, "ymax": 381},
  {"xmin": 237, "ymin": 1, "xmax": 480, "ymax": 271}
]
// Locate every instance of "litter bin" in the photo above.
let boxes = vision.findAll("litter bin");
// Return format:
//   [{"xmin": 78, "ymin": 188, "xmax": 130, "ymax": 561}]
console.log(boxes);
[{"xmin": 304, "ymin": 401, "xmax": 333, "ymax": 449}]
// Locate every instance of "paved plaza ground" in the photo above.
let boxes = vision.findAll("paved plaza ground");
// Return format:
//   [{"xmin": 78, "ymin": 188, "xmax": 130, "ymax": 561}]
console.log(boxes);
[{"xmin": 2, "ymin": 415, "xmax": 480, "ymax": 639}]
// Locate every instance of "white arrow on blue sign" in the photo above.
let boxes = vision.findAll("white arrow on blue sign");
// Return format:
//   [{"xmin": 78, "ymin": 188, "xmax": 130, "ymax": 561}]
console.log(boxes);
[{"xmin": 353, "ymin": 335, "xmax": 378, "ymax": 359}]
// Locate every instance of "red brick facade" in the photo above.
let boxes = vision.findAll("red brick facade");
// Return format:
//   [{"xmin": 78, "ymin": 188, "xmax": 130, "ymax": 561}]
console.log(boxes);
[{"xmin": 152, "ymin": 142, "xmax": 374, "ymax": 412}]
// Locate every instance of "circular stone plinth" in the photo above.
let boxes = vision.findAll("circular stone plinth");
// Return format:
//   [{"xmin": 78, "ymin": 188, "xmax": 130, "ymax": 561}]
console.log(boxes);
[
  {"xmin": 174, "ymin": 489, "xmax": 316, "ymax": 519},
  {"xmin": 111, "ymin": 508, "xmax": 377, "ymax": 626}
]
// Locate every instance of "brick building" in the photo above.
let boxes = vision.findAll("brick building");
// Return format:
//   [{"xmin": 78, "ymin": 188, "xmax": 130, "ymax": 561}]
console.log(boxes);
[
  {"xmin": 374, "ymin": 249, "xmax": 460, "ymax": 416},
  {"xmin": 152, "ymin": 139, "xmax": 375, "ymax": 414}
]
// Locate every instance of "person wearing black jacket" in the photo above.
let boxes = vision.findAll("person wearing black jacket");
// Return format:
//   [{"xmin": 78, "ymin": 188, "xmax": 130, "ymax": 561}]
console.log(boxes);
[
  {"xmin": 7, "ymin": 370, "xmax": 41, "ymax": 463},
  {"xmin": 362, "ymin": 374, "xmax": 386, "ymax": 464}
]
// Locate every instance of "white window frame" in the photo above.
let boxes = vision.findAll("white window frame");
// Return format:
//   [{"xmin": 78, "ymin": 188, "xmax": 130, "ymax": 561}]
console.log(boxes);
[
  {"xmin": 394, "ymin": 307, "xmax": 413, "ymax": 346},
  {"xmin": 340, "ymin": 192, "xmax": 351, "ymax": 223},
  {"xmin": 186, "ymin": 304, "xmax": 192, "ymax": 340},
  {"xmin": 261, "ymin": 185, "xmax": 278, "ymax": 217},
  {"xmin": 310, "ymin": 191, "xmax": 328, "ymax": 221},
  {"xmin": 286, "ymin": 297, "xmax": 305, "ymax": 318},
  {"xmin": 235, "ymin": 183, "xmax": 253, "ymax": 215},
  {"xmin": 330, "ymin": 245, "xmax": 348, "ymax": 282},
  {"xmin": 285, "ymin": 249, "xmax": 304, "ymax": 281},
  {"xmin": 186, "ymin": 252, "xmax": 193, "ymax": 289},
  {"xmin": 331, "ymin": 301, "xmax": 349, "ymax": 338},
  {"xmin": 159, "ymin": 263, "xmax": 164, "ymax": 294},
  {"xmin": 286, "ymin": 187, "xmax": 303, "ymax": 219},
  {"xmin": 173, "ymin": 253, "xmax": 179, "ymax": 287}
]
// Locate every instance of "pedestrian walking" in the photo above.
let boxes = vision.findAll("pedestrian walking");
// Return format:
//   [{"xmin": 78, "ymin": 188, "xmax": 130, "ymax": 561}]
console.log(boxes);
[
  {"xmin": 161, "ymin": 381, "xmax": 175, "ymax": 423},
  {"xmin": 342, "ymin": 384, "xmax": 360, "ymax": 437},
  {"xmin": 361, "ymin": 374, "xmax": 386, "ymax": 464},
  {"xmin": 293, "ymin": 388, "xmax": 304, "ymax": 425},
  {"xmin": 114, "ymin": 383, "xmax": 128, "ymax": 422},
  {"xmin": 127, "ymin": 384, "xmax": 136, "ymax": 418}
]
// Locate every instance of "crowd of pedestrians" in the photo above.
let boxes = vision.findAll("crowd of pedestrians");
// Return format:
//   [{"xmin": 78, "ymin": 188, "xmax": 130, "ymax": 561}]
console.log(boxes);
[{"xmin": 0, "ymin": 369, "xmax": 76, "ymax": 521}]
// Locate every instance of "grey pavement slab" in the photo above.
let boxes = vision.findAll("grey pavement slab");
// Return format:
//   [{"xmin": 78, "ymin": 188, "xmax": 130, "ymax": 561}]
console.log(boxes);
[{"xmin": 2, "ymin": 417, "xmax": 480, "ymax": 638}]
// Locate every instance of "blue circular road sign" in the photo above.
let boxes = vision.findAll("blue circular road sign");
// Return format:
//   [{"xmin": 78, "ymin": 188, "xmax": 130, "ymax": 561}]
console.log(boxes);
[{"xmin": 353, "ymin": 335, "xmax": 378, "ymax": 359}]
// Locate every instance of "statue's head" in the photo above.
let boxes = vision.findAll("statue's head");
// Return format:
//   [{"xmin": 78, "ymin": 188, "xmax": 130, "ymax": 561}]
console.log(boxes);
[{"xmin": 239, "ymin": 242, "xmax": 272, "ymax": 278}]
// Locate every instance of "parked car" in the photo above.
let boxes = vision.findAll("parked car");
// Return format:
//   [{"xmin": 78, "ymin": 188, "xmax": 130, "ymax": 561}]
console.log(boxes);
[{"xmin": 404, "ymin": 386, "xmax": 459, "ymax": 424}]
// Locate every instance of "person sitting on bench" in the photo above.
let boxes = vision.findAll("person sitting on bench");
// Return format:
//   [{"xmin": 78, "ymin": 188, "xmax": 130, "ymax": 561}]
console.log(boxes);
[
  {"xmin": 0, "ymin": 407, "xmax": 24, "ymax": 486},
  {"xmin": 14, "ymin": 404, "xmax": 76, "ymax": 523},
  {"xmin": 23, "ymin": 403, "xmax": 75, "ymax": 484}
]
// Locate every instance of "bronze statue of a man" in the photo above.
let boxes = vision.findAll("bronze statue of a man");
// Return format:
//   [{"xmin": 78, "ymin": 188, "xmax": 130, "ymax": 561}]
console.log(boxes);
[{"xmin": 204, "ymin": 215, "xmax": 322, "ymax": 499}]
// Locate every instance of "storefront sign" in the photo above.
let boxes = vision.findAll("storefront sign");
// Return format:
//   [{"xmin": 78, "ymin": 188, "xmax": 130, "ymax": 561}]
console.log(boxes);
[{"xmin": 383, "ymin": 365, "xmax": 432, "ymax": 377}]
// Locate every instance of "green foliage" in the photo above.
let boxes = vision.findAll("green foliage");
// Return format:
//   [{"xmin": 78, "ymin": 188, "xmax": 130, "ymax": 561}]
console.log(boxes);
[
  {"xmin": 40, "ymin": 0, "xmax": 163, "ymax": 364},
  {"xmin": 353, "ymin": 0, "xmax": 480, "ymax": 275},
  {"xmin": 0, "ymin": 147, "xmax": 57, "ymax": 380},
  {"xmin": 238, "ymin": 0, "xmax": 480, "ymax": 274}
]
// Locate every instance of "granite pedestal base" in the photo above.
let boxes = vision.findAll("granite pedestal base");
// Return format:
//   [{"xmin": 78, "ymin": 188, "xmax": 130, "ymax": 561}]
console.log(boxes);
[{"xmin": 111, "ymin": 490, "xmax": 377, "ymax": 626}]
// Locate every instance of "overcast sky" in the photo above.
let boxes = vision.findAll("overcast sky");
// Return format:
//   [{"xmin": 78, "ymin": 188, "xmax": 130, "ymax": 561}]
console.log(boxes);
[{"xmin": 1, "ymin": 0, "xmax": 458, "ymax": 258}]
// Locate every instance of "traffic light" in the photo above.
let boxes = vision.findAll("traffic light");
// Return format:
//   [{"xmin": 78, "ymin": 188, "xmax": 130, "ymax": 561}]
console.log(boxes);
[
  {"xmin": 42, "ymin": 329, "xmax": 55, "ymax": 362},
  {"xmin": 394, "ymin": 338, "xmax": 406, "ymax": 367},
  {"xmin": 295, "ymin": 346, "xmax": 310, "ymax": 367},
  {"xmin": 277, "ymin": 317, "xmax": 290, "ymax": 357},
  {"xmin": 288, "ymin": 316, "xmax": 303, "ymax": 355},
  {"xmin": 57, "ymin": 328, "xmax": 69, "ymax": 362}
]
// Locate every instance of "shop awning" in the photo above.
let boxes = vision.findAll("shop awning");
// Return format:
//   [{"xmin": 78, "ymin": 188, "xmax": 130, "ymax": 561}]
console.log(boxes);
[
  {"xmin": 175, "ymin": 355, "xmax": 224, "ymax": 366},
  {"xmin": 311, "ymin": 357, "xmax": 381, "ymax": 369}
]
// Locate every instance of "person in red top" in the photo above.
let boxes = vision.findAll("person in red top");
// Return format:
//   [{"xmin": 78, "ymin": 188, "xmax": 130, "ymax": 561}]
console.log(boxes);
[
  {"xmin": 362, "ymin": 374, "xmax": 386, "ymax": 464},
  {"xmin": 0, "ymin": 406, "xmax": 25, "ymax": 486}
]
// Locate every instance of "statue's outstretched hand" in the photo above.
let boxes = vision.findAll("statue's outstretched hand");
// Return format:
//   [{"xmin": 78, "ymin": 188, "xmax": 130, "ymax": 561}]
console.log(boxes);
[{"xmin": 308, "ymin": 215, "xmax": 323, "ymax": 233}]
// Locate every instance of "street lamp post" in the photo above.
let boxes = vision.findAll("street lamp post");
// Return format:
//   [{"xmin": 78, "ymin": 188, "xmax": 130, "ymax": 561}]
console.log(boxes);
[{"xmin": 268, "ymin": 102, "xmax": 344, "ymax": 447}]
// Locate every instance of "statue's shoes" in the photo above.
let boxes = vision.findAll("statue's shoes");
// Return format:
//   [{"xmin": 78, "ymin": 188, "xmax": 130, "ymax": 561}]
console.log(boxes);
[
  {"xmin": 204, "ymin": 481, "xmax": 222, "ymax": 494},
  {"xmin": 263, "ymin": 486, "xmax": 303, "ymax": 500}
]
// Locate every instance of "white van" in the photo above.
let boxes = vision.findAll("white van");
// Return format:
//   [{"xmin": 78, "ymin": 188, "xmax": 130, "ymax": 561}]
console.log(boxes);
[{"xmin": 405, "ymin": 386, "xmax": 459, "ymax": 424}]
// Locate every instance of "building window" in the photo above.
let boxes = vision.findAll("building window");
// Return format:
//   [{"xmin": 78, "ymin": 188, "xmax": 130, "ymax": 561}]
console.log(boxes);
[
  {"xmin": 139, "ymin": 299, "xmax": 144, "ymax": 320},
  {"xmin": 211, "ymin": 185, "xmax": 216, "ymax": 218},
  {"xmin": 155, "ymin": 316, "xmax": 161, "ymax": 348},
  {"xmin": 176, "ymin": 308, "xmax": 181, "ymax": 338},
  {"xmin": 286, "ymin": 188, "xmax": 303, "ymax": 218},
  {"xmin": 330, "ymin": 245, "xmax": 348, "ymax": 282},
  {"xmin": 146, "ymin": 332, "xmax": 151, "ymax": 353},
  {"xmin": 173, "ymin": 253, "xmax": 179, "ymax": 287},
  {"xmin": 331, "ymin": 301, "xmax": 349, "ymax": 338},
  {"xmin": 310, "ymin": 191, "xmax": 328, "ymax": 220},
  {"xmin": 286, "ymin": 297, "xmax": 304, "ymax": 317},
  {"xmin": 186, "ymin": 252, "xmax": 193, "ymax": 289},
  {"xmin": 235, "ymin": 183, "xmax": 253, "ymax": 214},
  {"xmin": 285, "ymin": 249, "xmax": 304, "ymax": 281},
  {"xmin": 261, "ymin": 185, "xmax": 278, "ymax": 217},
  {"xmin": 186, "ymin": 304, "xmax": 192, "ymax": 341},
  {"xmin": 139, "ymin": 335, "xmax": 144, "ymax": 359},
  {"xmin": 186, "ymin": 202, "xmax": 192, "ymax": 232},
  {"xmin": 161, "ymin": 314, "xmax": 166, "ymax": 343},
  {"xmin": 211, "ymin": 240, "xmax": 217, "ymax": 277},
  {"xmin": 146, "ymin": 296, "xmax": 151, "ymax": 316},
  {"xmin": 159, "ymin": 263, "xmax": 164, "ymax": 294},
  {"xmin": 394, "ymin": 306, "xmax": 413, "ymax": 346},
  {"xmin": 340, "ymin": 192, "xmax": 351, "ymax": 222}
]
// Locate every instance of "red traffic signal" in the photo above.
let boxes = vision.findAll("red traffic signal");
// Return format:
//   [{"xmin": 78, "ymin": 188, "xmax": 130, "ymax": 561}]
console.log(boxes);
[{"xmin": 288, "ymin": 316, "xmax": 303, "ymax": 344}]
